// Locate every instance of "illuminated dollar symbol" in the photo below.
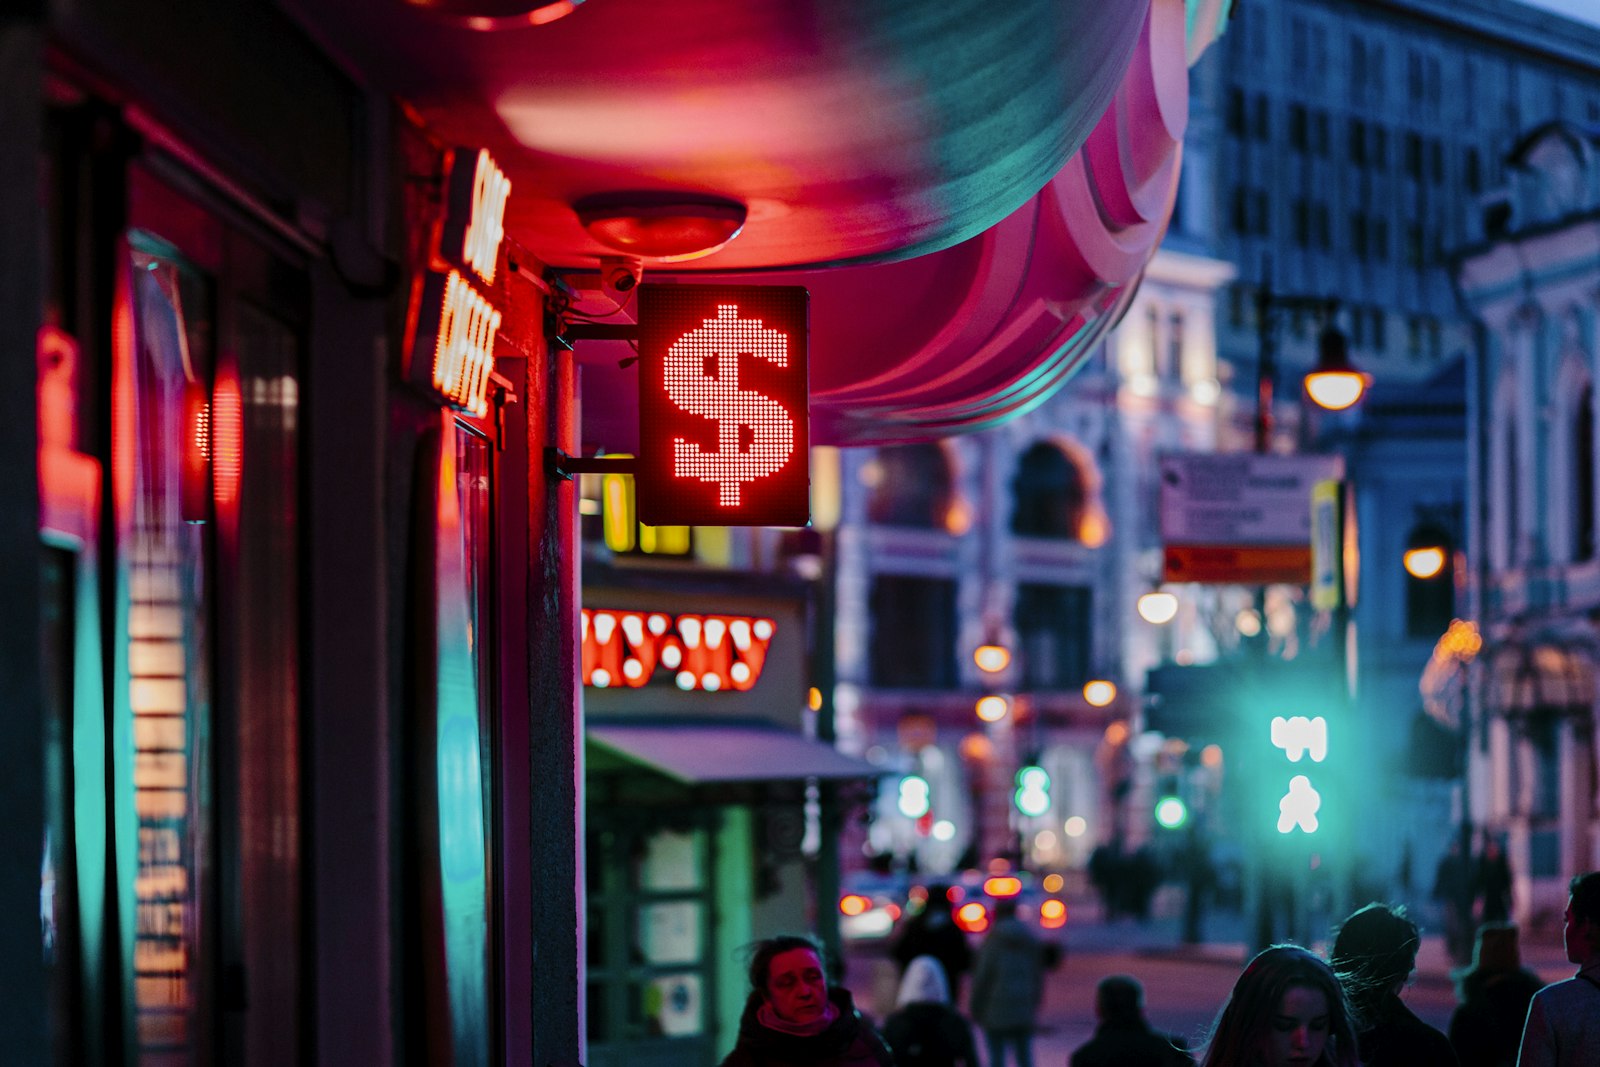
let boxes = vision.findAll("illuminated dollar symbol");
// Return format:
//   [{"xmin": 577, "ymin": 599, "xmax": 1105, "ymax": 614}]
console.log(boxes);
[{"xmin": 664, "ymin": 304, "xmax": 795, "ymax": 506}]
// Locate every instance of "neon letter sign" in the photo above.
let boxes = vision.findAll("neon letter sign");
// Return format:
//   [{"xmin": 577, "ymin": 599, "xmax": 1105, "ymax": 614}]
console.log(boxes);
[{"xmin": 407, "ymin": 146, "xmax": 509, "ymax": 417}]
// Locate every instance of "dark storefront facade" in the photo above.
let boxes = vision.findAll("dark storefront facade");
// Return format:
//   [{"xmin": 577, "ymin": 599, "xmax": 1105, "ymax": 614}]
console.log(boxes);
[{"xmin": 4, "ymin": 1, "xmax": 1215, "ymax": 1062}]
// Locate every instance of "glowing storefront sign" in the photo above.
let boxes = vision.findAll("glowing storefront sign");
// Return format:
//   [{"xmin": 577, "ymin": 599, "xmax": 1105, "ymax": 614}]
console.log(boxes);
[
  {"xmin": 407, "ymin": 147, "xmax": 509, "ymax": 417},
  {"xmin": 580, "ymin": 608, "xmax": 774, "ymax": 692},
  {"xmin": 636, "ymin": 285, "xmax": 809, "ymax": 528}
]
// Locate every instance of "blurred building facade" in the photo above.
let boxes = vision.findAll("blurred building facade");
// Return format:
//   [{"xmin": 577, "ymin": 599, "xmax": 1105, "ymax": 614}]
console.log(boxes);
[
  {"xmin": 1181, "ymin": 0, "xmax": 1600, "ymax": 917},
  {"xmin": 1455, "ymin": 119, "xmax": 1600, "ymax": 925}
]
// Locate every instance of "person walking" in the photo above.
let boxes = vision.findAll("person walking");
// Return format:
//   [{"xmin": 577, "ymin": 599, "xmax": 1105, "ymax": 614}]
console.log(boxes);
[
  {"xmin": 968, "ymin": 898, "xmax": 1045, "ymax": 1067},
  {"xmin": 1515, "ymin": 870, "xmax": 1600, "ymax": 1067},
  {"xmin": 1198, "ymin": 945, "xmax": 1360, "ymax": 1067},
  {"xmin": 1070, "ymin": 974, "xmax": 1194, "ymax": 1067},
  {"xmin": 880, "ymin": 955, "xmax": 979, "ymax": 1067},
  {"xmin": 1436, "ymin": 837, "xmax": 1475, "ymax": 965},
  {"xmin": 1329, "ymin": 902, "xmax": 1459, "ymax": 1066},
  {"xmin": 719, "ymin": 934, "xmax": 894, "ymax": 1067},
  {"xmin": 1446, "ymin": 923, "xmax": 1544, "ymax": 1067},
  {"xmin": 890, "ymin": 885, "xmax": 973, "ymax": 1000},
  {"xmin": 1476, "ymin": 836, "xmax": 1513, "ymax": 925}
]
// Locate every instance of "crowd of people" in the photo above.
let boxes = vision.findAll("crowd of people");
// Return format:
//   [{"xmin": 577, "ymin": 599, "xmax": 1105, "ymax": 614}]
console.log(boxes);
[{"xmin": 717, "ymin": 870, "xmax": 1600, "ymax": 1067}]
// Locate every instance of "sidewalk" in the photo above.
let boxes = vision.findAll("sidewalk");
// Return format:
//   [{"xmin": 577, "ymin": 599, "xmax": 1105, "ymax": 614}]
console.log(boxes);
[{"xmin": 845, "ymin": 893, "xmax": 1576, "ymax": 1067}]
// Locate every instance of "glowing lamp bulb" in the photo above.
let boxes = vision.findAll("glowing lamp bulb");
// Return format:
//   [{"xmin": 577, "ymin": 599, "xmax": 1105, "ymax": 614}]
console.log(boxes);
[
  {"xmin": 1083, "ymin": 680, "xmax": 1117, "ymax": 707},
  {"xmin": 975, "ymin": 695, "xmax": 1009, "ymax": 723},
  {"xmin": 1304, "ymin": 368, "xmax": 1368, "ymax": 411},
  {"xmin": 974, "ymin": 644, "xmax": 1011, "ymax": 673},
  {"xmin": 1137, "ymin": 591, "xmax": 1179, "ymax": 625},
  {"xmin": 1404, "ymin": 546, "xmax": 1447, "ymax": 579}
]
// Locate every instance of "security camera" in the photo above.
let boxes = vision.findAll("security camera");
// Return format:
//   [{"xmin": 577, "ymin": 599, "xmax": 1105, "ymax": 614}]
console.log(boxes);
[{"xmin": 600, "ymin": 256, "xmax": 643, "ymax": 295}]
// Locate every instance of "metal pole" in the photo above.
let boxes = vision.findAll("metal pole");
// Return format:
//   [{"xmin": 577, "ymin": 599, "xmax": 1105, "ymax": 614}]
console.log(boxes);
[{"xmin": 1250, "ymin": 282, "xmax": 1277, "ymax": 952}]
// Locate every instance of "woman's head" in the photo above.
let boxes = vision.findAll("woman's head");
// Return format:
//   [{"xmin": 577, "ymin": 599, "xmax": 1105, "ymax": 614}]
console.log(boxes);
[
  {"xmin": 1202, "ymin": 946, "xmax": 1359, "ymax": 1067},
  {"xmin": 745, "ymin": 935, "xmax": 830, "ymax": 1024}
]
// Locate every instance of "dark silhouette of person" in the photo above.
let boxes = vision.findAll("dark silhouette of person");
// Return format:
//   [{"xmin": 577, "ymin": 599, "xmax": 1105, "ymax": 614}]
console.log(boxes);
[
  {"xmin": 968, "ymin": 898, "xmax": 1046, "ymax": 1067},
  {"xmin": 1070, "ymin": 974, "xmax": 1194, "ymax": 1067},
  {"xmin": 1330, "ymin": 902, "xmax": 1460, "ymax": 1066},
  {"xmin": 880, "ymin": 955, "xmax": 979, "ymax": 1067},
  {"xmin": 1434, "ymin": 837, "xmax": 1474, "ymax": 964},
  {"xmin": 1515, "ymin": 870, "xmax": 1600, "ymax": 1067},
  {"xmin": 1475, "ymin": 836, "xmax": 1513, "ymax": 925},
  {"xmin": 1447, "ymin": 922, "xmax": 1545, "ymax": 1067},
  {"xmin": 890, "ymin": 885, "xmax": 973, "ymax": 999}
]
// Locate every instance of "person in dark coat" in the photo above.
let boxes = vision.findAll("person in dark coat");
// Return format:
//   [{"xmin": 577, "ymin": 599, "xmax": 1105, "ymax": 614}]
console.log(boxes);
[
  {"xmin": 1475, "ymin": 837, "xmax": 1513, "ymax": 925},
  {"xmin": 1447, "ymin": 922, "xmax": 1545, "ymax": 1067},
  {"xmin": 968, "ymin": 899, "xmax": 1046, "ymax": 1067},
  {"xmin": 1070, "ymin": 974, "xmax": 1194, "ymax": 1067},
  {"xmin": 719, "ymin": 934, "xmax": 894, "ymax": 1067},
  {"xmin": 880, "ymin": 955, "xmax": 979, "ymax": 1067},
  {"xmin": 890, "ymin": 885, "xmax": 973, "ymax": 999},
  {"xmin": 1330, "ymin": 902, "xmax": 1460, "ymax": 1067}
]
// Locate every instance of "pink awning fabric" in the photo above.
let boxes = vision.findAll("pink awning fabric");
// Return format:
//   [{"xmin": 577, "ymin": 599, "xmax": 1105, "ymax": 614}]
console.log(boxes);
[{"xmin": 580, "ymin": 0, "xmax": 1200, "ymax": 449}]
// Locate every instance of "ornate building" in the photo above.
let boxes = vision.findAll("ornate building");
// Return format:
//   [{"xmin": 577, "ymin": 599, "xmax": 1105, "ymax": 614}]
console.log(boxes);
[{"xmin": 1455, "ymin": 119, "xmax": 1600, "ymax": 924}]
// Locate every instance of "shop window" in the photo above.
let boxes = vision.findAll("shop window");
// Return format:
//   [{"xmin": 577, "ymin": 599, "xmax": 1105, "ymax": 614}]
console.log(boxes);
[
  {"xmin": 1011, "ymin": 443, "xmax": 1088, "ymax": 540},
  {"xmin": 1014, "ymin": 583, "xmax": 1091, "ymax": 691},
  {"xmin": 586, "ymin": 821, "xmax": 716, "ymax": 1066},
  {"xmin": 866, "ymin": 444, "xmax": 953, "ymax": 529},
  {"xmin": 868, "ymin": 576, "xmax": 957, "ymax": 689},
  {"xmin": 119, "ymin": 242, "xmax": 214, "ymax": 1060}
]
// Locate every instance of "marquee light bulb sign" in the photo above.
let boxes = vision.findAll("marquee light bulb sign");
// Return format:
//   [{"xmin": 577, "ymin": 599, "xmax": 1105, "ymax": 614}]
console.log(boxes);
[
  {"xmin": 636, "ymin": 285, "xmax": 810, "ymax": 528},
  {"xmin": 406, "ymin": 147, "xmax": 509, "ymax": 417}
]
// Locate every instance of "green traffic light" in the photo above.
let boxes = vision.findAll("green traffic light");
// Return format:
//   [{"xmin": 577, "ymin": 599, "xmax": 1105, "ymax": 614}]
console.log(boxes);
[{"xmin": 1155, "ymin": 795, "xmax": 1188, "ymax": 830}]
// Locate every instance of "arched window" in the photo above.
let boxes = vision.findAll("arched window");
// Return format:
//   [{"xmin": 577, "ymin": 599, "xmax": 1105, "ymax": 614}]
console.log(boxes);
[
  {"xmin": 1573, "ymin": 383, "xmax": 1594, "ymax": 562},
  {"xmin": 1011, "ymin": 442, "xmax": 1087, "ymax": 539},
  {"xmin": 866, "ymin": 444, "xmax": 953, "ymax": 528}
]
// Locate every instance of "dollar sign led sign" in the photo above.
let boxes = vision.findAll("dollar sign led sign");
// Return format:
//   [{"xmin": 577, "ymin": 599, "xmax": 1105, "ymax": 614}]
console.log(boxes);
[{"xmin": 637, "ymin": 285, "xmax": 809, "ymax": 528}]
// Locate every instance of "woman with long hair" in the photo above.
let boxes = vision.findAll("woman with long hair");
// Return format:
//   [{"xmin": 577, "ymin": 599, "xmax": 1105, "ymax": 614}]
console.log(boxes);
[{"xmin": 1199, "ymin": 946, "xmax": 1360, "ymax": 1067}]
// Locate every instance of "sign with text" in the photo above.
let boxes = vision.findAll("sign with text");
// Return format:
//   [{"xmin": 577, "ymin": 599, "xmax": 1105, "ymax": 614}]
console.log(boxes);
[
  {"xmin": 1160, "ymin": 453, "xmax": 1343, "ymax": 584},
  {"xmin": 636, "ymin": 285, "xmax": 809, "ymax": 528},
  {"xmin": 406, "ymin": 147, "xmax": 508, "ymax": 417}
]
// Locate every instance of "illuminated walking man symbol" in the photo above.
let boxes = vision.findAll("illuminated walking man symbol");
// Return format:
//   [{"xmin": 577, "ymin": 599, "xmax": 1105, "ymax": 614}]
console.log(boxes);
[
  {"xmin": 662, "ymin": 304, "xmax": 795, "ymax": 507},
  {"xmin": 1270, "ymin": 715, "xmax": 1326, "ymax": 834}
]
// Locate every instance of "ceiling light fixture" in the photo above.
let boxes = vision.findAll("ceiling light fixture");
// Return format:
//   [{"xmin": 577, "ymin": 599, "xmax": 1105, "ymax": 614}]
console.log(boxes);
[
  {"xmin": 574, "ymin": 193, "xmax": 748, "ymax": 262},
  {"xmin": 402, "ymin": 0, "xmax": 583, "ymax": 30}
]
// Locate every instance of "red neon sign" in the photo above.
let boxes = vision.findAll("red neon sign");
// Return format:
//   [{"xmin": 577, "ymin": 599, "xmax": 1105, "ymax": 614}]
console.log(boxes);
[
  {"xmin": 580, "ymin": 608, "xmax": 775, "ymax": 692},
  {"xmin": 636, "ymin": 285, "xmax": 809, "ymax": 528}
]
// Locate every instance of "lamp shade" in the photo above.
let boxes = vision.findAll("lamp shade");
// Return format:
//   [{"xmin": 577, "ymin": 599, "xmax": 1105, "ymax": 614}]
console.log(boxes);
[{"xmin": 1303, "ymin": 325, "xmax": 1369, "ymax": 411}]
